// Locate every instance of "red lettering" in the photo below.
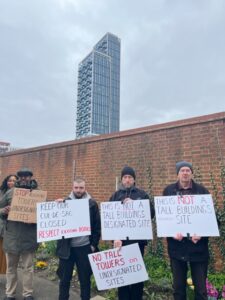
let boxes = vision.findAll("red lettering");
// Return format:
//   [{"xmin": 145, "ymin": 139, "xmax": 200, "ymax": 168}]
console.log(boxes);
[
  {"xmin": 129, "ymin": 257, "xmax": 138, "ymax": 263},
  {"xmin": 79, "ymin": 226, "xmax": 90, "ymax": 232},
  {"xmin": 38, "ymin": 229, "xmax": 59, "ymax": 239},
  {"xmin": 177, "ymin": 195, "xmax": 194, "ymax": 205},
  {"xmin": 61, "ymin": 228, "xmax": 78, "ymax": 234},
  {"xmin": 104, "ymin": 249, "xmax": 122, "ymax": 259},
  {"xmin": 14, "ymin": 189, "xmax": 30, "ymax": 197},
  {"xmin": 92, "ymin": 253, "xmax": 102, "ymax": 262},
  {"xmin": 96, "ymin": 257, "xmax": 125, "ymax": 270}
]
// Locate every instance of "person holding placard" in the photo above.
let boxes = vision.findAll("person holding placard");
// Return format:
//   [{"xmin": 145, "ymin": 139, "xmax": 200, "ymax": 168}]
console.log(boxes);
[
  {"xmin": 0, "ymin": 174, "xmax": 18, "ymax": 275},
  {"xmin": 163, "ymin": 161, "xmax": 210, "ymax": 300},
  {"xmin": 109, "ymin": 166, "xmax": 155, "ymax": 300},
  {"xmin": 56, "ymin": 177, "xmax": 101, "ymax": 300},
  {"xmin": 0, "ymin": 168, "xmax": 38, "ymax": 300}
]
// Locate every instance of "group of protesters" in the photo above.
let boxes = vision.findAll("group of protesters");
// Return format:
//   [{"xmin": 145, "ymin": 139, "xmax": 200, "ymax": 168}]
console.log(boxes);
[{"xmin": 0, "ymin": 161, "xmax": 212, "ymax": 300}]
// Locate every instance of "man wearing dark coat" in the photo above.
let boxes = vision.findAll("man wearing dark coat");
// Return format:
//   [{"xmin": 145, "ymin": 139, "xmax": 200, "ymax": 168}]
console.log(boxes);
[
  {"xmin": 109, "ymin": 166, "xmax": 155, "ymax": 300},
  {"xmin": 163, "ymin": 161, "xmax": 210, "ymax": 300},
  {"xmin": 0, "ymin": 168, "xmax": 38, "ymax": 300}
]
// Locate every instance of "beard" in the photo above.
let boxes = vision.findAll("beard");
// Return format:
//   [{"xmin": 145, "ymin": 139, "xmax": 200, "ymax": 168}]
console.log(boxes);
[{"xmin": 74, "ymin": 192, "xmax": 85, "ymax": 199}]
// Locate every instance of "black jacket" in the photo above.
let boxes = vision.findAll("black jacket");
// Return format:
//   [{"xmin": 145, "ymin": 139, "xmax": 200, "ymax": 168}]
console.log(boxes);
[
  {"xmin": 163, "ymin": 180, "xmax": 209, "ymax": 262},
  {"xmin": 56, "ymin": 198, "xmax": 101, "ymax": 259},
  {"xmin": 0, "ymin": 180, "xmax": 39, "ymax": 254},
  {"xmin": 109, "ymin": 185, "xmax": 155, "ymax": 246}
]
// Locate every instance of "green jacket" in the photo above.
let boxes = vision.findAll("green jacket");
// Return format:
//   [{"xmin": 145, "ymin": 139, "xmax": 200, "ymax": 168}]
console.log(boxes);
[{"xmin": 0, "ymin": 181, "xmax": 39, "ymax": 254}]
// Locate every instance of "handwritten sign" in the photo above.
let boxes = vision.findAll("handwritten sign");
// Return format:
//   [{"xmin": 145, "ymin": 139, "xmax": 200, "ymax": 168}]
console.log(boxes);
[
  {"xmin": 37, "ymin": 199, "xmax": 90, "ymax": 242},
  {"xmin": 8, "ymin": 188, "xmax": 47, "ymax": 223},
  {"xmin": 155, "ymin": 194, "xmax": 220, "ymax": 237},
  {"xmin": 101, "ymin": 200, "xmax": 153, "ymax": 240},
  {"xmin": 88, "ymin": 243, "xmax": 148, "ymax": 290}
]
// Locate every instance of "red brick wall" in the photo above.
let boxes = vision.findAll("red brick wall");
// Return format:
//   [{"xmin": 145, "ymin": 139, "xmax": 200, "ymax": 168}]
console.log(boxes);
[
  {"xmin": 1, "ymin": 112, "xmax": 225, "ymax": 202},
  {"xmin": 1, "ymin": 112, "xmax": 225, "ymax": 269}
]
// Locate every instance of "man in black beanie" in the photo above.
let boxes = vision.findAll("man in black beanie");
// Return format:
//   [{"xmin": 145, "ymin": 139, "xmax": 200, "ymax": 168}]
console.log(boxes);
[
  {"xmin": 163, "ymin": 161, "xmax": 210, "ymax": 300},
  {"xmin": 120, "ymin": 166, "xmax": 136, "ymax": 181},
  {"xmin": 108, "ymin": 166, "xmax": 155, "ymax": 300}
]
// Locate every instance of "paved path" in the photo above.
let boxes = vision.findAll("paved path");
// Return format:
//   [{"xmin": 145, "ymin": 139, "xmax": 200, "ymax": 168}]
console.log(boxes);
[
  {"xmin": 0, "ymin": 269, "xmax": 80, "ymax": 300},
  {"xmin": 0, "ymin": 271, "xmax": 105, "ymax": 300},
  {"xmin": 0, "ymin": 269, "xmax": 107, "ymax": 300}
]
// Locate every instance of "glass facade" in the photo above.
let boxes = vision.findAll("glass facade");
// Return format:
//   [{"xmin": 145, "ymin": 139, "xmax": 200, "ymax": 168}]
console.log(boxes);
[{"xmin": 76, "ymin": 33, "xmax": 120, "ymax": 138}]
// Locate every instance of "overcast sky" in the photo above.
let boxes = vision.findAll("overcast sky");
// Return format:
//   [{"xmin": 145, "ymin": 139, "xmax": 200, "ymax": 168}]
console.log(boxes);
[{"xmin": 0, "ymin": 0, "xmax": 225, "ymax": 148}]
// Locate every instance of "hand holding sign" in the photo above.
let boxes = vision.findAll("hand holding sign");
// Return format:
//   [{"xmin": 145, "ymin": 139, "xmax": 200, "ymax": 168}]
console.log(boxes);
[
  {"xmin": 174, "ymin": 233, "xmax": 183, "ymax": 241},
  {"xmin": 114, "ymin": 240, "xmax": 122, "ymax": 249},
  {"xmin": 155, "ymin": 194, "xmax": 220, "ymax": 237},
  {"xmin": 191, "ymin": 234, "xmax": 201, "ymax": 244},
  {"xmin": 0, "ymin": 205, "xmax": 10, "ymax": 215},
  {"xmin": 123, "ymin": 198, "xmax": 133, "ymax": 204}
]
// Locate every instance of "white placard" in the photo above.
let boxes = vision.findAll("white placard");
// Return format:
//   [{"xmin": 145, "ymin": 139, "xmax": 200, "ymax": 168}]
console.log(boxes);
[
  {"xmin": 155, "ymin": 194, "xmax": 220, "ymax": 237},
  {"xmin": 88, "ymin": 243, "xmax": 148, "ymax": 290},
  {"xmin": 37, "ymin": 199, "xmax": 90, "ymax": 242},
  {"xmin": 101, "ymin": 200, "xmax": 153, "ymax": 240}
]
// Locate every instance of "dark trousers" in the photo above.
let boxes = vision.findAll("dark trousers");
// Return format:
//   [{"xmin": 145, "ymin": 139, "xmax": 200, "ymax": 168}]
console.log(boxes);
[
  {"xmin": 118, "ymin": 244, "xmax": 145, "ymax": 300},
  {"xmin": 57, "ymin": 245, "xmax": 92, "ymax": 300},
  {"xmin": 170, "ymin": 258, "xmax": 208, "ymax": 300}
]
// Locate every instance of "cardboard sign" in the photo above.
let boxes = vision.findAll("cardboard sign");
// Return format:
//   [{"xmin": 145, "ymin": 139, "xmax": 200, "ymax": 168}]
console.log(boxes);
[
  {"xmin": 37, "ymin": 199, "xmax": 91, "ymax": 242},
  {"xmin": 8, "ymin": 188, "xmax": 47, "ymax": 223},
  {"xmin": 154, "ymin": 194, "xmax": 220, "ymax": 237},
  {"xmin": 88, "ymin": 243, "xmax": 148, "ymax": 290},
  {"xmin": 101, "ymin": 200, "xmax": 153, "ymax": 240}
]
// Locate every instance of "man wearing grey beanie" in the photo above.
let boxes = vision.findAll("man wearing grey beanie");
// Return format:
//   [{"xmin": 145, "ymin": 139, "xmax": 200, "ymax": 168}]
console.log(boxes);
[
  {"xmin": 175, "ymin": 161, "xmax": 193, "ymax": 175},
  {"xmin": 163, "ymin": 161, "xmax": 210, "ymax": 300}
]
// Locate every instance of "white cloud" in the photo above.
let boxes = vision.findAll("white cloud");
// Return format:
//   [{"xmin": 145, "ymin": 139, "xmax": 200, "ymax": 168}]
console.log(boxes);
[{"xmin": 0, "ymin": 0, "xmax": 225, "ymax": 148}]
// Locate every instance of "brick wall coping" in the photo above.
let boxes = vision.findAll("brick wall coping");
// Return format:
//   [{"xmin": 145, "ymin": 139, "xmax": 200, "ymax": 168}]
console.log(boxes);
[{"xmin": 1, "ymin": 111, "xmax": 225, "ymax": 157}]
